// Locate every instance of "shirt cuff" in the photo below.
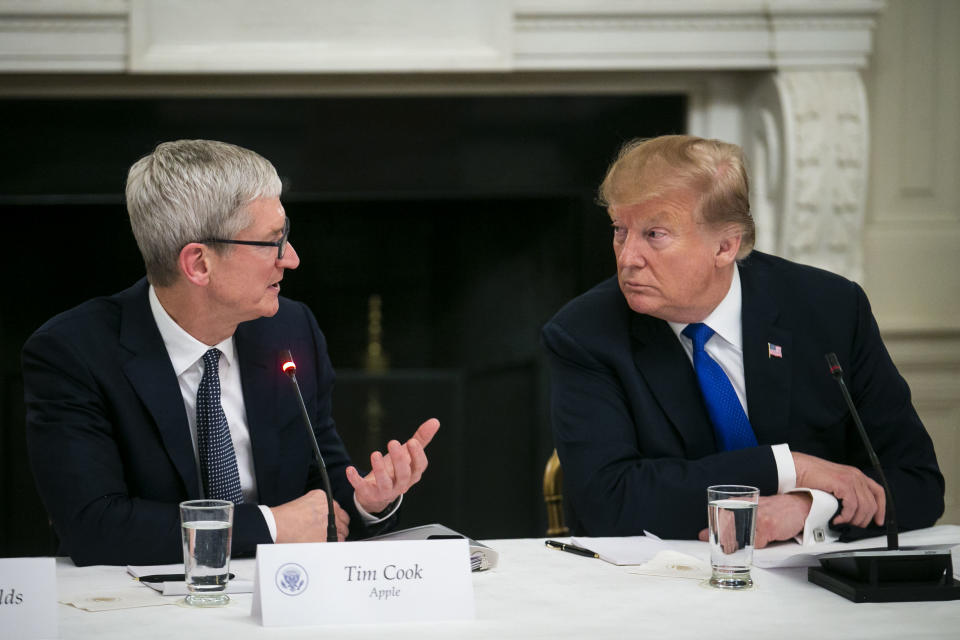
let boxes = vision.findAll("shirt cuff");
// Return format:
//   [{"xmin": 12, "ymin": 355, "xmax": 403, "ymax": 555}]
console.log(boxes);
[
  {"xmin": 788, "ymin": 488, "xmax": 840, "ymax": 546},
  {"xmin": 771, "ymin": 443, "xmax": 797, "ymax": 494},
  {"xmin": 354, "ymin": 493, "xmax": 403, "ymax": 524},
  {"xmin": 259, "ymin": 505, "xmax": 278, "ymax": 542}
]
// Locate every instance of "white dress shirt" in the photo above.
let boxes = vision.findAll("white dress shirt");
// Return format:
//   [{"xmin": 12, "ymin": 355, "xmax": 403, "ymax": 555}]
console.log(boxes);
[
  {"xmin": 148, "ymin": 286, "xmax": 396, "ymax": 541},
  {"xmin": 667, "ymin": 266, "xmax": 838, "ymax": 545}
]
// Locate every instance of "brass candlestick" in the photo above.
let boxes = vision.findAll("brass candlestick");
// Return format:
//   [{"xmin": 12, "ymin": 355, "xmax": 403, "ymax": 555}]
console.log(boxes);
[{"xmin": 363, "ymin": 294, "xmax": 389, "ymax": 453}]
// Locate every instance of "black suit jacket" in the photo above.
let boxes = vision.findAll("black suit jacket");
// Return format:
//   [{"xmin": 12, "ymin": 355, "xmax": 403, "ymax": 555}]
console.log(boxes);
[
  {"xmin": 23, "ymin": 279, "xmax": 384, "ymax": 566},
  {"xmin": 542, "ymin": 252, "xmax": 944, "ymax": 539}
]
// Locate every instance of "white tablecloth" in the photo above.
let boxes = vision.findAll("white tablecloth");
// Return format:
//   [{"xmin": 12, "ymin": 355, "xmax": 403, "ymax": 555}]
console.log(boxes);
[{"xmin": 55, "ymin": 538, "xmax": 960, "ymax": 639}]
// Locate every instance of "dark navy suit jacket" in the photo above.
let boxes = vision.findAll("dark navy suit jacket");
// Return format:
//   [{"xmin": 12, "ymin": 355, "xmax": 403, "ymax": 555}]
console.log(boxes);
[
  {"xmin": 23, "ymin": 279, "xmax": 381, "ymax": 566},
  {"xmin": 542, "ymin": 252, "xmax": 943, "ymax": 540}
]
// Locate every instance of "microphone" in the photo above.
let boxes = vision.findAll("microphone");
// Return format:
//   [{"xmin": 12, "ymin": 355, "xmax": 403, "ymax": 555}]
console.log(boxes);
[
  {"xmin": 281, "ymin": 349, "xmax": 338, "ymax": 543},
  {"xmin": 807, "ymin": 353, "xmax": 959, "ymax": 602},
  {"xmin": 825, "ymin": 352, "xmax": 898, "ymax": 550}
]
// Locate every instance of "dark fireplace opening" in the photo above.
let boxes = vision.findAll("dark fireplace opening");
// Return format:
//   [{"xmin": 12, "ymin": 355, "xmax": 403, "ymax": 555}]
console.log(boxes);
[{"xmin": 0, "ymin": 93, "xmax": 685, "ymax": 554}]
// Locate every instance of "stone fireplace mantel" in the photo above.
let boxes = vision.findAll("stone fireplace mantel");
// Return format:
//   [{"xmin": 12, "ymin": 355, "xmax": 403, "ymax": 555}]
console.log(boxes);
[{"xmin": 0, "ymin": 0, "xmax": 886, "ymax": 279}]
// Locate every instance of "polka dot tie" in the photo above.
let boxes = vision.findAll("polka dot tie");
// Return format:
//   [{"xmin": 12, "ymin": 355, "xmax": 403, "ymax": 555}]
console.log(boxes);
[
  {"xmin": 196, "ymin": 348, "xmax": 244, "ymax": 504},
  {"xmin": 682, "ymin": 323, "xmax": 758, "ymax": 451}
]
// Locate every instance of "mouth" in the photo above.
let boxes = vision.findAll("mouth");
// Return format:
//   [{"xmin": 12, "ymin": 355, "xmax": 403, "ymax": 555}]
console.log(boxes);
[
  {"xmin": 621, "ymin": 280, "xmax": 653, "ymax": 291},
  {"xmin": 269, "ymin": 280, "xmax": 281, "ymax": 292}
]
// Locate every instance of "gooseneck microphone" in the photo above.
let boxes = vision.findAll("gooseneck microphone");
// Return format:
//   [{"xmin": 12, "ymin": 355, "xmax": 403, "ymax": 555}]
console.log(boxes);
[
  {"xmin": 825, "ymin": 353, "xmax": 898, "ymax": 550},
  {"xmin": 281, "ymin": 350, "xmax": 338, "ymax": 543},
  {"xmin": 806, "ymin": 353, "xmax": 959, "ymax": 602}
]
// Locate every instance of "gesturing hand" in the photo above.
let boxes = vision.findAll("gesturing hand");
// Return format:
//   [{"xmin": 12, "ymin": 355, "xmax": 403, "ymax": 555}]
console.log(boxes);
[
  {"xmin": 792, "ymin": 451, "xmax": 885, "ymax": 528},
  {"xmin": 346, "ymin": 418, "xmax": 440, "ymax": 515}
]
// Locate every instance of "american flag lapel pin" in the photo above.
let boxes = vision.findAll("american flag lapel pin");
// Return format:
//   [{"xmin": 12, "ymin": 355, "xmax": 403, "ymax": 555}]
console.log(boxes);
[{"xmin": 768, "ymin": 342, "xmax": 783, "ymax": 359}]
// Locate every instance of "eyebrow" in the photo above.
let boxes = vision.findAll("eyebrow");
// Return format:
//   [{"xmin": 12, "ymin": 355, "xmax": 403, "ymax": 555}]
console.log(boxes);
[
  {"xmin": 268, "ymin": 218, "xmax": 287, "ymax": 238},
  {"xmin": 646, "ymin": 212, "xmax": 678, "ymax": 227}
]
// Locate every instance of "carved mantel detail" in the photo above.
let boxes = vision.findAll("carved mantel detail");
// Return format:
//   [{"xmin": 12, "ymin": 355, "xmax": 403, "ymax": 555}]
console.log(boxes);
[
  {"xmin": 747, "ymin": 70, "xmax": 869, "ymax": 281},
  {"xmin": 0, "ymin": 1, "xmax": 883, "ymax": 280}
]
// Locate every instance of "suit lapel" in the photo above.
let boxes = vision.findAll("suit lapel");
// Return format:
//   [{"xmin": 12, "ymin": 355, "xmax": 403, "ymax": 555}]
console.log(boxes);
[
  {"xmin": 118, "ymin": 281, "xmax": 200, "ymax": 498},
  {"xmin": 235, "ymin": 323, "xmax": 281, "ymax": 505},
  {"xmin": 741, "ymin": 261, "xmax": 792, "ymax": 445},
  {"xmin": 630, "ymin": 313, "xmax": 717, "ymax": 458}
]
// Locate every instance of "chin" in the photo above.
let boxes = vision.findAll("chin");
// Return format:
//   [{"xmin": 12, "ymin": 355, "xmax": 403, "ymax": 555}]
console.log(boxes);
[
  {"xmin": 621, "ymin": 290, "xmax": 660, "ymax": 317},
  {"xmin": 255, "ymin": 299, "xmax": 281, "ymax": 319}
]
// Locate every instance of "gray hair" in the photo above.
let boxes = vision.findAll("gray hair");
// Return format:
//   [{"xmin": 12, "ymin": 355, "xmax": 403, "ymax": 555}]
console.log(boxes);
[{"xmin": 125, "ymin": 139, "xmax": 282, "ymax": 286}]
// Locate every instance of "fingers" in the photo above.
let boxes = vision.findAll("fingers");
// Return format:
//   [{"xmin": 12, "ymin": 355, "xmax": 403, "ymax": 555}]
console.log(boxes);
[
  {"xmin": 350, "ymin": 421, "xmax": 437, "ymax": 515},
  {"xmin": 405, "ymin": 437, "xmax": 427, "ymax": 485},
  {"xmin": 273, "ymin": 489, "xmax": 345, "ymax": 543},
  {"xmin": 852, "ymin": 480, "xmax": 876, "ymax": 528},
  {"xmin": 388, "ymin": 439, "xmax": 411, "ymax": 490},
  {"xmin": 832, "ymin": 472, "xmax": 881, "ymax": 527},
  {"xmin": 794, "ymin": 452, "xmax": 888, "ymax": 530},
  {"xmin": 345, "ymin": 465, "xmax": 364, "ymax": 492},
  {"xmin": 370, "ymin": 450, "xmax": 393, "ymax": 496},
  {"xmin": 333, "ymin": 500, "xmax": 351, "ymax": 541},
  {"xmin": 872, "ymin": 481, "xmax": 887, "ymax": 527},
  {"xmin": 412, "ymin": 418, "xmax": 440, "ymax": 448},
  {"xmin": 697, "ymin": 528, "xmax": 709, "ymax": 542}
]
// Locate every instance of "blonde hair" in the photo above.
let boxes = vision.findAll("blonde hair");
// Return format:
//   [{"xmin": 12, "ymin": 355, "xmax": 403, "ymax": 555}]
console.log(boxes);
[{"xmin": 599, "ymin": 135, "xmax": 755, "ymax": 259}]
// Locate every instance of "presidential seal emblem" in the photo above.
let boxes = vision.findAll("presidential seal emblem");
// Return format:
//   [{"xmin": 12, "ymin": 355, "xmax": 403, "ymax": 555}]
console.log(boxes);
[{"xmin": 275, "ymin": 563, "xmax": 308, "ymax": 596}]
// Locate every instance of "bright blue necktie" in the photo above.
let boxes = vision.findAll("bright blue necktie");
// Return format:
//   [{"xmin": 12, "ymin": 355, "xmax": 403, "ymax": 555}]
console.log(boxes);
[
  {"xmin": 196, "ymin": 348, "xmax": 244, "ymax": 503},
  {"xmin": 682, "ymin": 323, "xmax": 758, "ymax": 451}
]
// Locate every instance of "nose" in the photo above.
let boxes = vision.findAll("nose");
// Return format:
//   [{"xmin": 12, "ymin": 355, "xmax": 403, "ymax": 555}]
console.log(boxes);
[
  {"xmin": 617, "ymin": 231, "xmax": 647, "ymax": 270},
  {"xmin": 279, "ymin": 241, "xmax": 300, "ymax": 270}
]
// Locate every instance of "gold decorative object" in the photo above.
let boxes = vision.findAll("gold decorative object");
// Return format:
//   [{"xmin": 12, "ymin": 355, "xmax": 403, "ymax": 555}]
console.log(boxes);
[{"xmin": 363, "ymin": 294, "xmax": 389, "ymax": 452}]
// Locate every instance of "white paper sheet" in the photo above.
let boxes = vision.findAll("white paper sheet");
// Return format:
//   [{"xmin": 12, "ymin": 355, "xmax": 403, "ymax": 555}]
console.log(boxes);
[
  {"xmin": 752, "ymin": 524, "xmax": 960, "ymax": 568},
  {"xmin": 569, "ymin": 535, "xmax": 664, "ymax": 565},
  {"xmin": 126, "ymin": 563, "xmax": 254, "ymax": 595},
  {"xmin": 627, "ymin": 550, "xmax": 711, "ymax": 580}
]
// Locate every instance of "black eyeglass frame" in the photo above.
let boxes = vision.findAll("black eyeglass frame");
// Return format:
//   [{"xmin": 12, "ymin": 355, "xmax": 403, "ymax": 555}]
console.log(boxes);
[{"xmin": 198, "ymin": 217, "xmax": 290, "ymax": 260}]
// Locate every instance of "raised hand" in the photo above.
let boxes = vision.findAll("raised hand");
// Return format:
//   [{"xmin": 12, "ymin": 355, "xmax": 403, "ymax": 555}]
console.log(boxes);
[{"xmin": 346, "ymin": 418, "xmax": 440, "ymax": 515}]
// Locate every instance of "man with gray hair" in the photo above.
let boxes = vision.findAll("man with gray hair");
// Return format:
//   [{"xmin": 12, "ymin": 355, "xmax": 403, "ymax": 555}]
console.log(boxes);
[
  {"xmin": 23, "ymin": 139, "xmax": 438, "ymax": 566},
  {"xmin": 543, "ymin": 135, "xmax": 943, "ymax": 546}
]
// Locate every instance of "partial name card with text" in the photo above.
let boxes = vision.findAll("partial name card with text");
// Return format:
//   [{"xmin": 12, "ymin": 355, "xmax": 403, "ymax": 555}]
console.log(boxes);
[
  {"xmin": 252, "ymin": 539, "xmax": 474, "ymax": 627},
  {"xmin": 0, "ymin": 557, "xmax": 57, "ymax": 640}
]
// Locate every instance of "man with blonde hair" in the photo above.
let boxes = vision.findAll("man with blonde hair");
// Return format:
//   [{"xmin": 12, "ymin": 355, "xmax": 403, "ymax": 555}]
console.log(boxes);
[
  {"xmin": 543, "ymin": 135, "xmax": 943, "ymax": 545},
  {"xmin": 24, "ymin": 139, "xmax": 438, "ymax": 566}
]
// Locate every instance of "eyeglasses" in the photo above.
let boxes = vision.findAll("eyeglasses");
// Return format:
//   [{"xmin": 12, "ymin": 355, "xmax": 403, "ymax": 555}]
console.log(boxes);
[{"xmin": 199, "ymin": 217, "xmax": 290, "ymax": 260}]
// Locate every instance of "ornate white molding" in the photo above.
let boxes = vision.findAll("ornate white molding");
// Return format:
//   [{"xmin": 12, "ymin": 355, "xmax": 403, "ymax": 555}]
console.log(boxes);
[
  {"xmin": 0, "ymin": 0, "xmax": 884, "ymax": 74},
  {"xmin": 0, "ymin": 0, "xmax": 883, "ymax": 282},
  {"xmin": 746, "ymin": 70, "xmax": 869, "ymax": 281},
  {"xmin": 128, "ymin": 0, "xmax": 513, "ymax": 73},
  {"xmin": 515, "ymin": 0, "xmax": 883, "ymax": 70},
  {"xmin": 0, "ymin": 0, "xmax": 126, "ymax": 72}
]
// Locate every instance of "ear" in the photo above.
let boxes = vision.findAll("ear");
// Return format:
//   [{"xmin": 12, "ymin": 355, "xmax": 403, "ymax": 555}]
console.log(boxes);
[
  {"xmin": 715, "ymin": 227, "xmax": 743, "ymax": 268},
  {"xmin": 178, "ymin": 242, "xmax": 213, "ymax": 286}
]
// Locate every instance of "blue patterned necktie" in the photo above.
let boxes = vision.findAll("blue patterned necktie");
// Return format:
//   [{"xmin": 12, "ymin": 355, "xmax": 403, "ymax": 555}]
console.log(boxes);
[
  {"xmin": 682, "ymin": 323, "xmax": 758, "ymax": 451},
  {"xmin": 196, "ymin": 348, "xmax": 244, "ymax": 503}
]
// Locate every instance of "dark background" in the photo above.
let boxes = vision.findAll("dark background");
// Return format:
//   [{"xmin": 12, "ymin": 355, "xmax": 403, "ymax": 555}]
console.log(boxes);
[{"xmin": 0, "ymin": 94, "xmax": 685, "ymax": 556}]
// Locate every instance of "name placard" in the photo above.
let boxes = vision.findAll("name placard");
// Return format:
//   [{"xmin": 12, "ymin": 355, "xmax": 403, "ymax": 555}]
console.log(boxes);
[
  {"xmin": 0, "ymin": 557, "xmax": 57, "ymax": 640},
  {"xmin": 252, "ymin": 539, "xmax": 474, "ymax": 627}
]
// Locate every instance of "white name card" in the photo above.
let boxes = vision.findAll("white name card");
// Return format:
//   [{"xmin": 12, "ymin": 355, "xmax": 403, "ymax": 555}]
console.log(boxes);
[
  {"xmin": 0, "ymin": 557, "xmax": 57, "ymax": 640},
  {"xmin": 252, "ymin": 539, "xmax": 474, "ymax": 627}
]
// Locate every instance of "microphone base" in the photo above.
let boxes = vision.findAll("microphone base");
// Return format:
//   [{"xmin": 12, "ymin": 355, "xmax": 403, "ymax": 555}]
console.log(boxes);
[{"xmin": 808, "ymin": 547, "xmax": 960, "ymax": 603}]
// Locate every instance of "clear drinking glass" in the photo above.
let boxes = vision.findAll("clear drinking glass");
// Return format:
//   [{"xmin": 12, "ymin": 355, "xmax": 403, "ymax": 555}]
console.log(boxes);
[
  {"xmin": 180, "ymin": 499, "xmax": 234, "ymax": 607},
  {"xmin": 707, "ymin": 485, "xmax": 759, "ymax": 589}
]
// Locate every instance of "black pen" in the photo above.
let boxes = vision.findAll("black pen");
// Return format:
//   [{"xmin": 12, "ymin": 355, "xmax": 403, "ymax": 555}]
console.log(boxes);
[
  {"xmin": 545, "ymin": 539, "xmax": 598, "ymax": 558},
  {"xmin": 134, "ymin": 573, "xmax": 236, "ymax": 583}
]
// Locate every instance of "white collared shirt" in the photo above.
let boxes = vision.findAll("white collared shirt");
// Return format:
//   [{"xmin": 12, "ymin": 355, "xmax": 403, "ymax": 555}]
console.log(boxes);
[
  {"xmin": 148, "ymin": 286, "xmax": 260, "ymax": 504},
  {"xmin": 667, "ymin": 265, "xmax": 838, "ymax": 544},
  {"xmin": 147, "ymin": 286, "xmax": 396, "ymax": 541}
]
